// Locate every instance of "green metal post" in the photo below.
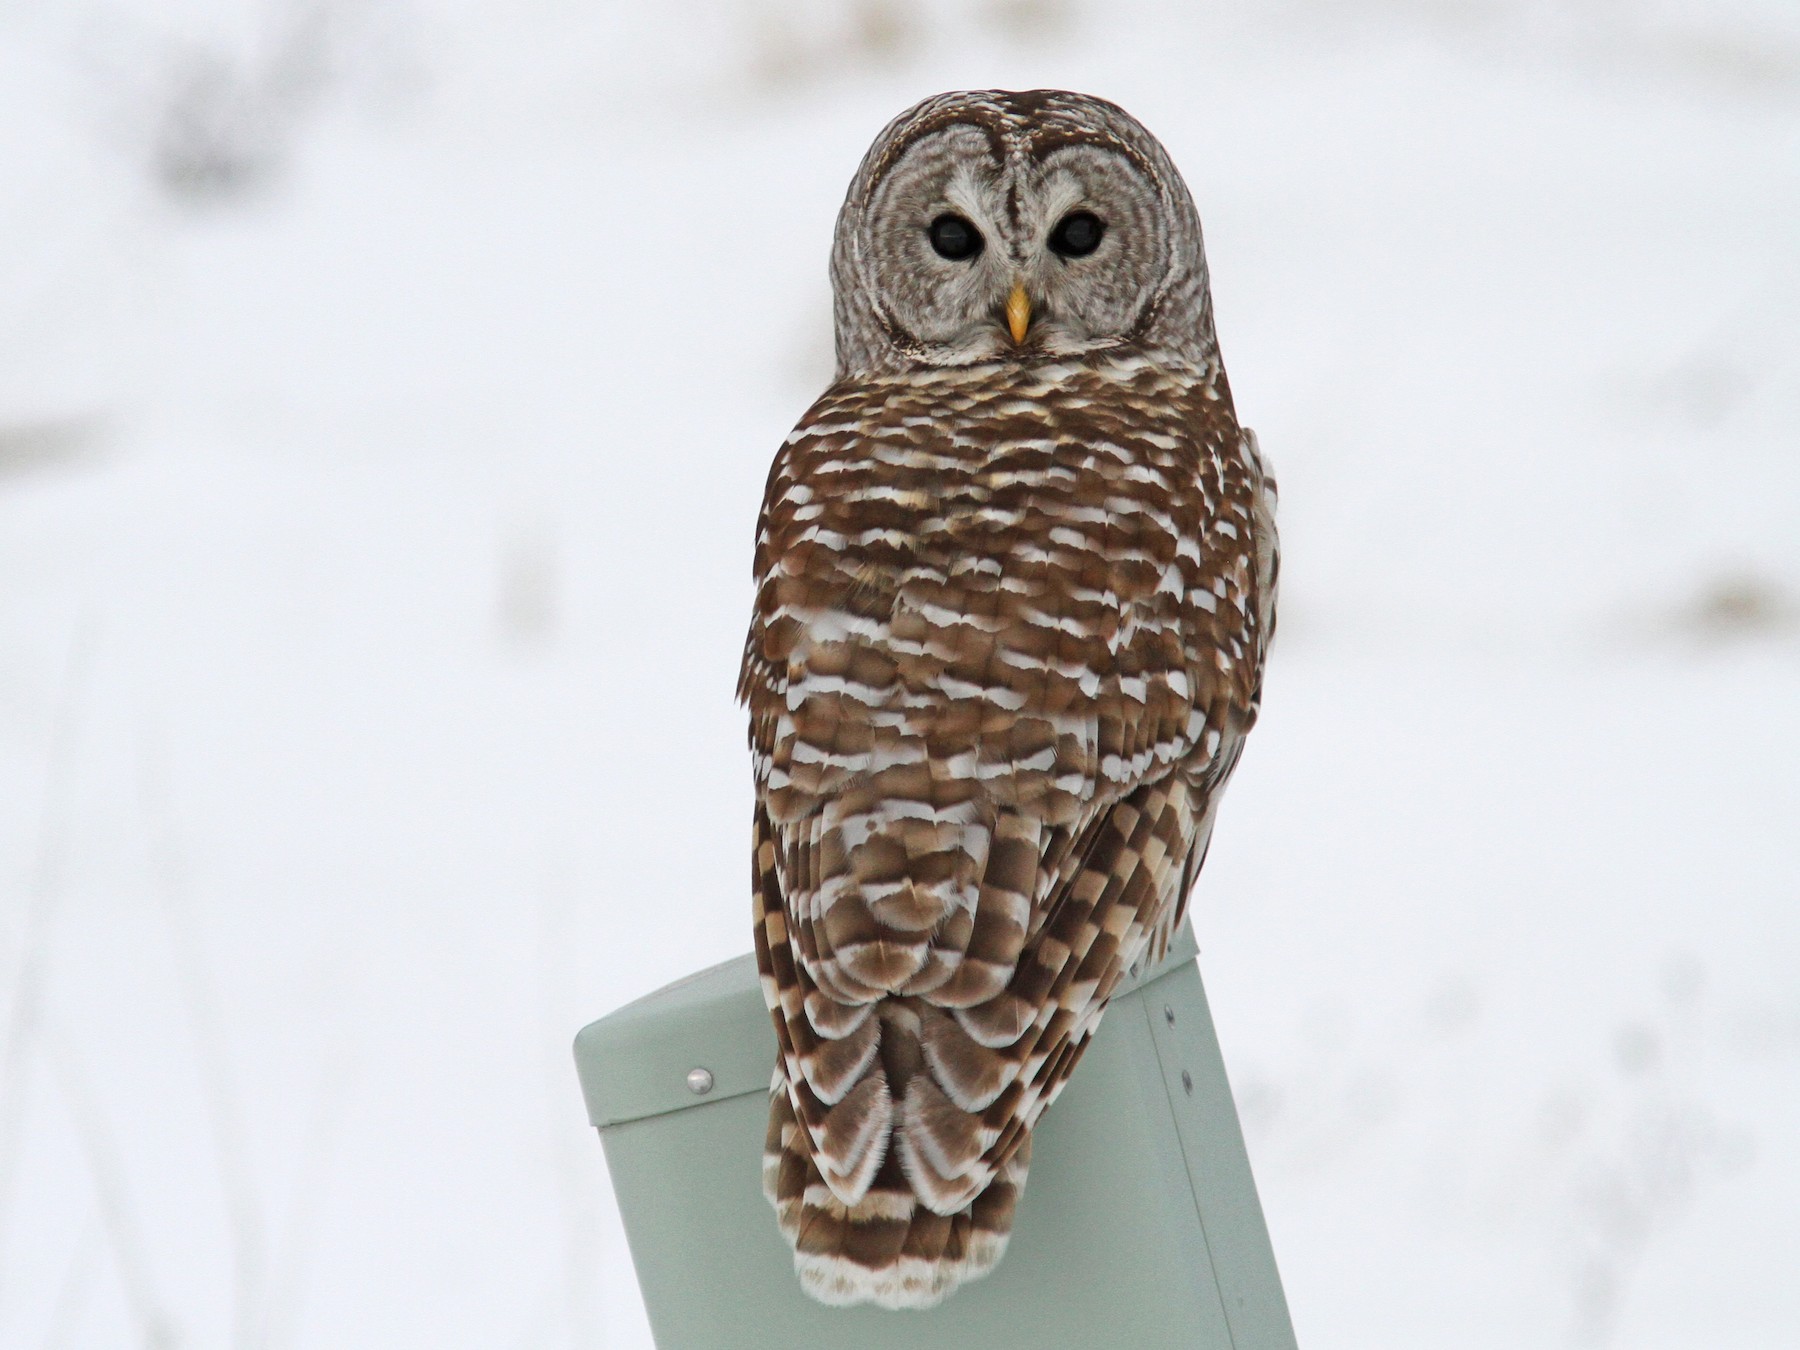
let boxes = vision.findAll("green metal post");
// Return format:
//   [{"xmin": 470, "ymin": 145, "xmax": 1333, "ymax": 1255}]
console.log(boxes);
[{"xmin": 573, "ymin": 925, "xmax": 1297, "ymax": 1349}]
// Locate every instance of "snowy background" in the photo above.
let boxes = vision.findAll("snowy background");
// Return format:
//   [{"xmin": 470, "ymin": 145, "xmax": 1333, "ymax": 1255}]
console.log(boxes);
[{"xmin": 2, "ymin": 1, "xmax": 1797, "ymax": 1345}]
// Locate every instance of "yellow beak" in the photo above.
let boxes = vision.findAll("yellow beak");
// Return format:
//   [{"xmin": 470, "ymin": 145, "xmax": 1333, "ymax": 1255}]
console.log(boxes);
[{"xmin": 1006, "ymin": 281, "xmax": 1031, "ymax": 344}]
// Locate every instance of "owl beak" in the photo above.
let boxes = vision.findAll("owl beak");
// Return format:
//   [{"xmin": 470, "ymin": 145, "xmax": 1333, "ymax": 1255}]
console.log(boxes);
[{"xmin": 1005, "ymin": 281, "xmax": 1032, "ymax": 344}]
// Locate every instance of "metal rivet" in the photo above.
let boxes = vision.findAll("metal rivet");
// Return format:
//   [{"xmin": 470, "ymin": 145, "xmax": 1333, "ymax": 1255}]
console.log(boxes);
[
  {"xmin": 685, "ymin": 1067, "xmax": 714, "ymax": 1096},
  {"xmin": 1163, "ymin": 1005, "xmax": 1176, "ymax": 1028},
  {"xmin": 1181, "ymin": 1069, "xmax": 1194, "ymax": 1096}
]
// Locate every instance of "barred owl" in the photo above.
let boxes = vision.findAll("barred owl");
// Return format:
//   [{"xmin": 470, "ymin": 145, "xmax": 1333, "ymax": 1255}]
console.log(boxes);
[{"xmin": 739, "ymin": 89, "xmax": 1278, "ymax": 1310}]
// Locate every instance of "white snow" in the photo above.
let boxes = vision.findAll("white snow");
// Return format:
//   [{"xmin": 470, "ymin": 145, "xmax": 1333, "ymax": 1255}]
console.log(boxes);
[{"xmin": 1, "ymin": 2, "xmax": 1796, "ymax": 1346}]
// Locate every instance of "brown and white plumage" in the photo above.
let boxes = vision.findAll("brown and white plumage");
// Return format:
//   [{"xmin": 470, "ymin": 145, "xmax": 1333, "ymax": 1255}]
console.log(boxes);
[{"xmin": 739, "ymin": 90, "xmax": 1277, "ymax": 1310}]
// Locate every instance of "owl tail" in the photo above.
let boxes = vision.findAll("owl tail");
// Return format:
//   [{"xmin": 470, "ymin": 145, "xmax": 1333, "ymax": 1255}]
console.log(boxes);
[{"xmin": 762, "ymin": 1070, "xmax": 1030, "ymax": 1310}]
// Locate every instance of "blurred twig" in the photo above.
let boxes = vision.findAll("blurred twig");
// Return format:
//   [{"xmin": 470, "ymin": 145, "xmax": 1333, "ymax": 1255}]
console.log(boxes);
[
  {"xmin": 0, "ymin": 616, "xmax": 95, "ymax": 1328},
  {"xmin": 42, "ymin": 1221, "xmax": 100, "ymax": 1350},
  {"xmin": 733, "ymin": 0, "xmax": 1079, "ymax": 93},
  {"xmin": 536, "ymin": 846, "xmax": 604, "ymax": 1347},
  {"xmin": 0, "ymin": 421, "xmax": 105, "ymax": 486},
  {"xmin": 149, "ymin": 5, "xmax": 333, "ymax": 204},
  {"xmin": 137, "ymin": 721, "xmax": 267, "ymax": 1348},
  {"xmin": 258, "ymin": 1002, "xmax": 358, "ymax": 1350},
  {"xmin": 45, "ymin": 1015, "xmax": 177, "ymax": 1348},
  {"xmin": 83, "ymin": 0, "xmax": 384, "ymax": 207}
]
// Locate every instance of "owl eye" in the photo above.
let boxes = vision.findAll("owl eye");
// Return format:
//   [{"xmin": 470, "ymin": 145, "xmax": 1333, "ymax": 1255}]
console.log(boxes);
[
  {"xmin": 1048, "ymin": 211, "xmax": 1106, "ymax": 258},
  {"xmin": 927, "ymin": 214, "xmax": 983, "ymax": 261}
]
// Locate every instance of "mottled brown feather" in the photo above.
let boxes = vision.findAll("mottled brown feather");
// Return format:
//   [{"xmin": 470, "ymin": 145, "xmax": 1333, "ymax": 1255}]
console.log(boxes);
[{"xmin": 745, "ymin": 347, "xmax": 1275, "ymax": 1308}]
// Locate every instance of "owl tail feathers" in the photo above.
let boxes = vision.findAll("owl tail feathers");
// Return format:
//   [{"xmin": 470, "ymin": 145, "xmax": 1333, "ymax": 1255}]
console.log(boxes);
[{"xmin": 763, "ymin": 1078, "xmax": 1029, "ymax": 1310}]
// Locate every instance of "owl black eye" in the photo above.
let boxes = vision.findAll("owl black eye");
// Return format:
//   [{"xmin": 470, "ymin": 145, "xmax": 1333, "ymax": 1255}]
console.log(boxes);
[
  {"xmin": 928, "ymin": 214, "xmax": 983, "ymax": 261},
  {"xmin": 1048, "ymin": 210, "xmax": 1105, "ymax": 258}
]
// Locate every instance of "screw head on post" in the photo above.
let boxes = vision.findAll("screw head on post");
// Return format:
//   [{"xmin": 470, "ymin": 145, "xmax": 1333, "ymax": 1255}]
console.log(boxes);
[{"xmin": 685, "ymin": 1067, "xmax": 715, "ymax": 1096}]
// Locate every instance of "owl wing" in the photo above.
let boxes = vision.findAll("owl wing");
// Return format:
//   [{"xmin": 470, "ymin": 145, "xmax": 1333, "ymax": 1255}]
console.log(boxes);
[{"xmin": 871, "ymin": 406, "xmax": 1279, "ymax": 1208}]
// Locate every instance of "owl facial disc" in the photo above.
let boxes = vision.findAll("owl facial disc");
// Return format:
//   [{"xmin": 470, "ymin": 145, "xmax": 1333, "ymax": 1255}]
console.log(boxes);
[{"xmin": 827, "ymin": 89, "xmax": 1217, "ymax": 378}]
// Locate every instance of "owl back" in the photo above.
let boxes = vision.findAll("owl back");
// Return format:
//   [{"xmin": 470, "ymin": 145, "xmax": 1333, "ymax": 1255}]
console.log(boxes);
[{"xmin": 741, "ymin": 352, "xmax": 1275, "ymax": 1307}]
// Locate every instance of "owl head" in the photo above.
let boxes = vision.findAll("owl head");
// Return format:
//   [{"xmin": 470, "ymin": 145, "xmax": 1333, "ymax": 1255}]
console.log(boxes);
[{"xmin": 829, "ymin": 90, "xmax": 1217, "ymax": 379}]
